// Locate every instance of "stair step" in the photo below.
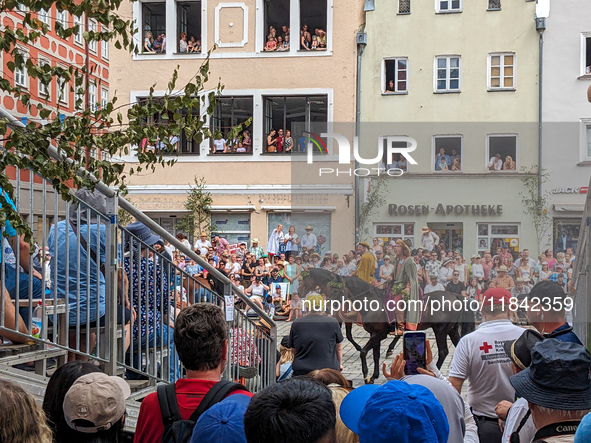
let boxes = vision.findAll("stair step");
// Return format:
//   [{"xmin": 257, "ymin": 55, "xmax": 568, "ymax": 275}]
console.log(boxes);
[
  {"xmin": 0, "ymin": 347, "xmax": 67, "ymax": 366},
  {"xmin": 0, "ymin": 342, "xmax": 38, "ymax": 357},
  {"xmin": 127, "ymin": 379, "xmax": 152, "ymax": 393}
]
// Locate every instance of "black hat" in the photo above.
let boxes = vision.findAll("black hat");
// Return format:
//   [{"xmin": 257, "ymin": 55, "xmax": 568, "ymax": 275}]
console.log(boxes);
[
  {"xmin": 527, "ymin": 280, "xmax": 567, "ymax": 300},
  {"xmin": 510, "ymin": 339, "xmax": 591, "ymax": 410},
  {"xmin": 280, "ymin": 336, "xmax": 290, "ymax": 347},
  {"xmin": 504, "ymin": 329, "xmax": 544, "ymax": 370}
]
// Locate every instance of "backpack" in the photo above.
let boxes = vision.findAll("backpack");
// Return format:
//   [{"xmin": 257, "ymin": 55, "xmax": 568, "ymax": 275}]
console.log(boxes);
[{"xmin": 157, "ymin": 380, "xmax": 247, "ymax": 443}]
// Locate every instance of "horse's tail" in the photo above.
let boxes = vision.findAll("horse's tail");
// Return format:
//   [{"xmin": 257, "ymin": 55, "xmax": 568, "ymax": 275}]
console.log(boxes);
[{"xmin": 459, "ymin": 302, "xmax": 476, "ymax": 337}]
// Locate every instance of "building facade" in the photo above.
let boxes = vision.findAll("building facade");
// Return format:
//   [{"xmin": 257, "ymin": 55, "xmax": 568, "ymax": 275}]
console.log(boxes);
[
  {"xmin": 541, "ymin": 0, "xmax": 591, "ymax": 256},
  {"xmin": 358, "ymin": 0, "xmax": 540, "ymax": 258},
  {"xmin": 112, "ymin": 0, "xmax": 361, "ymax": 255}
]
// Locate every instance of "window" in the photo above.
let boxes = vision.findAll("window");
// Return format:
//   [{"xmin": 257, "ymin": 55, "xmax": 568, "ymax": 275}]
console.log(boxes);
[
  {"xmin": 177, "ymin": 1, "xmax": 202, "ymax": 54},
  {"xmin": 489, "ymin": 53, "xmax": 515, "ymax": 90},
  {"xmin": 74, "ymin": 15, "xmax": 83, "ymax": 45},
  {"xmin": 211, "ymin": 97, "xmax": 253, "ymax": 154},
  {"xmin": 300, "ymin": 0, "xmax": 328, "ymax": 51},
  {"xmin": 487, "ymin": 135, "xmax": 517, "ymax": 171},
  {"xmin": 437, "ymin": 0, "xmax": 461, "ymax": 12},
  {"xmin": 89, "ymin": 83, "xmax": 97, "ymax": 111},
  {"xmin": 268, "ymin": 212, "xmax": 332, "ymax": 254},
  {"xmin": 56, "ymin": 10, "xmax": 68, "ymax": 29},
  {"xmin": 587, "ymin": 125, "xmax": 591, "ymax": 158},
  {"xmin": 435, "ymin": 56, "xmax": 461, "ymax": 92},
  {"xmin": 477, "ymin": 224, "xmax": 519, "ymax": 257},
  {"xmin": 74, "ymin": 73, "xmax": 84, "ymax": 109},
  {"xmin": 101, "ymin": 39, "xmax": 109, "ymax": 59},
  {"xmin": 264, "ymin": 0, "xmax": 289, "ymax": 52},
  {"xmin": 375, "ymin": 224, "xmax": 415, "ymax": 248},
  {"xmin": 434, "ymin": 135, "xmax": 462, "ymax": 172},
  {"xmin": 14, "ymin": 53, "xmax": 27, "ymax": 88},
  {"xmin": 212, "ymin": 213, "xmax": 251, "ymax": 245},
  {"xmin": 583, "ymin": 34, "xmax": 591, "ymax": 76},
  {"xmin": 38, "ymin": 9, "xmax": 50, "ymax": 26},
  {"xmin": 38, "ymin": 59, "xmax": 50, "ymax": 97},
  {"xmin": 384, "ymin": 58, "xmax": 408, "ymax": 93},
  {"xmin": 101, "ymin": 88, "xmax": 109, "ymax": 109},
  {"xmin": 17, "ymin": 3, "xmax": 28, "ymax": 12},
  {"xmin": 142, "ymin": 3, "xmax": 166, "ymax": 54},
  {"xmin": 88, "ymin": 20, "xmax": 98, "ymax": 52},
  {"xmin": 58, "ymin": 75, "xmax": 69, "ymax": 104},
  {"xmin": 399, "ymin": 0, "xmax": 411, "ymax": 13},
  {"xmin": 263, "ymin": 95, "xmax": 327, "ymax": 154},
  {"xmin": 379, "ymin": 138, "xmax": 410, "ymax": 172},
  {"xmin": 488, "ymin": 0, "xmax": 501, "ymax": 9},
  {"xmin": 553, "ymin": 220, "xmax": 580, "ymax": 255}
]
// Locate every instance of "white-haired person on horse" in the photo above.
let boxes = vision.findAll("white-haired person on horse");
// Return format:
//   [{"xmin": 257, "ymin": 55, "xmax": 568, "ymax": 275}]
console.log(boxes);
[{"xmin": 386, "ymin": 239, "xmax": 421, "ymax": 335}]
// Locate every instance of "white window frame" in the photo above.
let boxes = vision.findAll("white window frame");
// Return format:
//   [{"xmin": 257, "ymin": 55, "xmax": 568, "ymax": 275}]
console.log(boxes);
[
  {"xmin": 74, "ymin": 15, "xmax": 84, "ymax": 45},
  {"xmin": 37, "ymin": 58, "xmax": 50, "ymax": 97},
  {"xmin": 17, "ymin": 3, "xmax": 28, "ymax": 12},
  {"xmin": 432, "ymin": 134, "xmax": 463, "ymax": 173},
  {"xmin": 374, "ymin": 223, "xmax": 415, "ymax": 248},
  {"xmin": 38, "ymin": 9, "xmax": 50, "ymax": 28},
  {"xmin": 485, "ymin": 133, "xmax": 519, "ymax": 172},
  {"xmin": 101, "ymin": 88, "xmax": 109, "ymax": 109},
  {"xmin": 580, "ymin": 32, "xmax": 591, "ymax": 77},
  {"xmin": 477, "ymin": 223, "xmax": 520, "ymax": 254},
  {"xmin": 58, "ymin": 69, "xmax": 69, "ymax": 105},
  {"xmin": 56, "ymin": 10, "xmax": 68, "ymax": 29},
  {"xmin": 382, "ymin": 57, "xmax": 409, "ymax": 94},
  {"xmin": 88, "ymin": 20, "xmax": 98, "ymax": 53},
  {"xmin": 580, "ymin": 119, "xmax": 591, "ymax": 161},
  {"xmin": 435, "ymin": 0, "xmax": 462, "ymax": 13},
  {"xmin": 434, "ymin": 56, "xmax": 461, "ymax": 93},
  {"xmin": 488, "ymin": 52, "xmax": 515, "ymax": 90},
  {"xmin": 14, "ymin": 49, "xmax": 28, "ymax": 88},
  {"xmin": 101, "ymin": 39, "xmax": 109, "ymax": 60},
  {"xmin": 88, "ymin": 82, "xmax": 97, "ymax": 111},
  {"xmin": 211, "ymin": 212, "xmax": 252, "ymax": 244}
]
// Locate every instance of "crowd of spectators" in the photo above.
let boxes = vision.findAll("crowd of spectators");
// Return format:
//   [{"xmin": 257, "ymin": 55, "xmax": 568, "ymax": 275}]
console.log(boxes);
[{"xmin": 263, "ymin": 24, "xmax": 327, "ymax": 52}]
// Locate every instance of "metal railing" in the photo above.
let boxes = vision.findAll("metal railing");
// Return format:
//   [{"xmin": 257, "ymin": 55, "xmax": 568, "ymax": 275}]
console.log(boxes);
[{"xmin": 0, "ymin": 112, "xmax": 276, "ymax": 391}]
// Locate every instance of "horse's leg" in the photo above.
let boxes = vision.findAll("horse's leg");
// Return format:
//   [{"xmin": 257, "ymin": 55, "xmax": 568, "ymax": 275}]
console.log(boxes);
[
  {"xmin": 361, "ymin": 333, "xmax": 387, "ymax": 384},
  {"xmin": 385, "ymin": 335, "xmax": 401, "ymax": 359},
  {"xmin": 370, "ymin": 341, "xmax": 382, "ymax": 383},
  {"xmin": 434, "ymin": 326, "xmax": 450, "ymax": 369},
  {"xmin": 345, "ymin": 322, "xmax": 362, "ymax": 352},
  {"xmin": 448, "ymin": 323, "xmax": 461, "ymax": 347}
]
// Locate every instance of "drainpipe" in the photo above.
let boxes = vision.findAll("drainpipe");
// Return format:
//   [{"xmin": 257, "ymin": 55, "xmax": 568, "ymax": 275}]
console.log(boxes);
[
  {"xmin": 355, "ymin": 28, "xmax": 367, "ymax": 244},
  {"xmin": 536, "ymin": 18, "xmax": 546, "ymax": 203}
]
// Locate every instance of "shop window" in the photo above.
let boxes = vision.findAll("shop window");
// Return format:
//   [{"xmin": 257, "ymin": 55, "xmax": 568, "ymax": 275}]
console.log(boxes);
[
  {"xmin": 375, "ymin": 224, "xmax": 415, "ymax": 249},
  {"xmin": 437, "ymin": 0, "xmax": 461, "ymax": 13},
  {"xmin": 384, "ymin": 58, "xmax": 408, "ymax": 94},
  {"xmin": 554, "ymin": 220, "xmax": 580, "ymax": 255},
  {"xmin": 487, "ymin": 135, "xmax": 517, "ymax": 171},
  {"xmin": 142, "ymin": 2, "xmax": 166, "ymax": 54},
  {"xmin": 488, "ymin": 53, "xmax": 514, "ymax": 90},
  {"xmin": 434, "ymin": 136, "xmax": 462, "ymax": 172},
  {"xmin": 477, "ymin": 224, "xmax": 519, "ymax": 257},
  {"xmin": 264, "ymin": 0, "xmax": 290, "ymax": 52},
  {"xmin": 268, "ymin": 212, "xmax": 332, "ymax": 254},
  {"xmin": 435, "ymin": 56, "xmax": 461, "ymax": 92},
  {"xmin": 263, "ymin": 95, "xmax": 328, "ymax": 154},
  {"xmin": 300, "ymin": 0, "xmax": 327, "ymax": 51},
  {"xmin": 429, "ymin": 225, "xmax": 463, "ymax": 252},
  {"xmin": 210, "ymin": 96, "xmax": 253, "ymax": 154},
  {"xmin": 177, "ymin": 1, "xmax": 202, "ymax": 54},
  {"xmin": 212, "ymin": 213, "xmax": 251, "ymax": 245},
  {"xmin": 399, "ymin": 0, "xmax": 410, "ymax": 14}
]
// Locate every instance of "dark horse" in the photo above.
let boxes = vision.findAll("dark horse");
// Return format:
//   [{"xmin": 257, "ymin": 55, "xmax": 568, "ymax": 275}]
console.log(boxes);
[{"xmin": 299, "ymin": 268, "xmax": 475, "ymax": 384}]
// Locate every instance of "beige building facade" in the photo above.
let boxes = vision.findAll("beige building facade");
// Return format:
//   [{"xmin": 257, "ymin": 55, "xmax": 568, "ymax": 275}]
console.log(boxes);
[
  {"xmin": 357, "ymin": 0, "xmax": 542, "ymax": 258},
  {"xmin": 111, "ymin": 0, "xmax": 362, "ymax": 255}
]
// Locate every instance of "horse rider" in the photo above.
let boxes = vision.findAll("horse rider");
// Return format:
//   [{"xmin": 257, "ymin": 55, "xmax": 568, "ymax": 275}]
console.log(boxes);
[
  {"xmin": 388, "ymin": 239, "xmax": 420, "ymax": 335},
  {"xmin": 352, "ymin": 242, "xmax": 375, "ymax": 284}
]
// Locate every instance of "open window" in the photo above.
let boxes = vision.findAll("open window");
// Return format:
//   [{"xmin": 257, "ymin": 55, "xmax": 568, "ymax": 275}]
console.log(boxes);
[
  {"xmin": 584, "ymin": 35, "xmax": 591, "ymax": 75},
  {"xmin": 384, "ymin": 58, "xmax": 408, "ymax": 93},
  {"xmin": 142, "ymin": 2, "xmax": 166, "ymax": 54},
  {"xmin": 434, "ymin": 136, "xmax": 462, "ymax": 172},
  {"xmin": 300, "ymin": 0, "xmax": 327, "ymax": 51},
  {"xmin": 177, "ymin": 1, "xmax": 202, "ymax": 54},
  {"xmin": 487, "ymin": 135, "xmax": 517, "ymax": 171},
  {"xmin": 263, "ymin": 0, "xmax": 290, "ymax": 52},
  {"xmin": 210, "ymin": 97, "xmax": 254, "ymax": 155},
  {"xmin": 263, "ymin": 95, "xmax": 327, "ymax": 154}
]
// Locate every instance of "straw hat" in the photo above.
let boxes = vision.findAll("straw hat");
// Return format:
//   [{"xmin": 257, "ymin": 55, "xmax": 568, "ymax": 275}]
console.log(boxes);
[
  {"xmin": 358, "ymin": 241, "xmax": 370, "ymax": 249},
  {"xmin": 395, "ymin": 239, "xmax": 411, "ymax": 256},
  {"xmin": 305, "ymin": 225, "xmax": 313, "ymax": 231},
  {"xmin": 498, "ymin": 265, "xmax": 509, "ymax": 272},
  {"xmin": 421, "ymin": 226, "xmax": 430, "ymax": 234}
]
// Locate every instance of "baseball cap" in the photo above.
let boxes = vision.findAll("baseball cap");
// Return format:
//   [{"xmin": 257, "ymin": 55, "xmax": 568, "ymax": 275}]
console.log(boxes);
[
  {"xmin": 191, "ymin": 394, "xmax": 251, "ymax": 443},
  {"xmin": 482, "ymin": 288, "xmax": 511, "ymax": 306},
  {"xmin": 63, "ymin": 373, "xmax": 131, "ymax": 433},
  {"xmin": 429, "ymin": 273, "xmax": 438, "ymax": 279},
  {"xmin": 275, "ymin": 284, "xmax": 282, "ymax": 289},
  {"xmin": 340, "ymin": 381, "xmax": 449, "ymax": 443}
]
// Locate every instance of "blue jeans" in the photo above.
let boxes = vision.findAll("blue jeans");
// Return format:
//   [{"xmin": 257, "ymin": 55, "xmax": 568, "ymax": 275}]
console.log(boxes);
[
  {"xmin": 5, "ymin": 265, "xmax": 44, "ymax": 326},
  {"xmin": 196, "ymin": 287, "xmax": 212, "ymax": 303},
  {"xmin": 128, "ymin": 324, "xmax": 179, "ymax": 383}
]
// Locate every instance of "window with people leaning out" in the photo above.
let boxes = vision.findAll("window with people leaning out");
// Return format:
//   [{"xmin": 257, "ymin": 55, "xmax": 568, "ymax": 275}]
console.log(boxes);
[
  {"xmin": 142, "ymin": 3, "xmax": 166, "ymax": 54},
  {"xmin": 264, "ymin": 96, "xmax": 328, "ymax": 154},
  {"xmin": 210, "ymin": 97, "xmax": 253, "ymax": 154},
  {"xmin": 178, "ymin": 1, "xmax": 201, "ymax": 54},
  {"xmin": 434, "ymin": 136, "xmax": 462, "ymax": 172},
  {"xmin": 487, "ymin": 134, "xmax": 517, "ymax": 171},
  {"xmin": 138, "ymin": 98, "xmax": 200, "ymax": 155},
  {"xmin": 384, "ymin": 58, "xmax": 408, "ymax": 94},
  {"xmin": 263, "ymin": 0, "xmax": 327, "ymax": 52}
]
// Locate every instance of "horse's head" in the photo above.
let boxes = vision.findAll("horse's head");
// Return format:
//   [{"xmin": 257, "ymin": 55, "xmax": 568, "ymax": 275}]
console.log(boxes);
[{"xmin": 298, "ymin": 270, "xmax": 314, "ymax": 297}]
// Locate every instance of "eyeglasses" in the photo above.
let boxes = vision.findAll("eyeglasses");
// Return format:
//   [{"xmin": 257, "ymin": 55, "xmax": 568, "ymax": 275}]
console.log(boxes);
[{"xmin": 453, "ymin": 273, "xmax": 459, "ymax": 276}]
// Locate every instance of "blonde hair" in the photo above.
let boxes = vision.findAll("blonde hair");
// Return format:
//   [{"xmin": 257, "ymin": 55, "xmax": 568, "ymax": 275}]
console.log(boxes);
[
  {"xmin": 328, "ymin": 385, "xmax": 359, "ymax": 443},
  {"xmin": 0, "ymin": 380, "xmax": 53, "ymax": 443},
  {"xmin": 279, "ymin": 345, "xmax": 293, "ymax": 365}
]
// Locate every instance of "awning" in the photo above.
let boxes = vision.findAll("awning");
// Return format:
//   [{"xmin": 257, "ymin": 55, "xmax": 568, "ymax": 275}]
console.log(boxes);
[{"xmin": 553, "ymin": 204, "xmax": 585, "ymax": 212}]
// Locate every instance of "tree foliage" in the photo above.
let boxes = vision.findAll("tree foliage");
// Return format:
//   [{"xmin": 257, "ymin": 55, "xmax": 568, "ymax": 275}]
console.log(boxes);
[
  {"xmin": 0, "ymin": 0, "xmax": 227, "ymax": 244},
  {"xmin": 176, "ymin": 177, "xmax": 214, "ymax": 239},
  {"xmin": 358, "ymin": 175, "xmax": 388, "ymax": 242},
  {"xmin": 520, "ymin": 165, "xmax": 552, "ymax": 253}
]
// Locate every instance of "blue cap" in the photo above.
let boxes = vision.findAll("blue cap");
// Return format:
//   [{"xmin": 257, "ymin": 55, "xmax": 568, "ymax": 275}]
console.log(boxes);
[
  {"xmin": 575, "ymin": 411, "xmax": 591, "ymax": 443},
  {"xmin": 275, "ymin": 284, "xmax": 282, "ymax": 289},
  {"xmin": 340, "ymin": 381, "xmax": 449, "ymax": 443},
  {"xmin": 190, "ymin": 394, "xmax": 251, "ymax": 443}
]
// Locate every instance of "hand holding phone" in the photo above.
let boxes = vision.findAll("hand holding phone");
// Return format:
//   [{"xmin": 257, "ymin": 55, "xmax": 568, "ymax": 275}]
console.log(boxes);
[{"xmin": 403, "ymin": 331, "xmax": 427, "ymax": 375}]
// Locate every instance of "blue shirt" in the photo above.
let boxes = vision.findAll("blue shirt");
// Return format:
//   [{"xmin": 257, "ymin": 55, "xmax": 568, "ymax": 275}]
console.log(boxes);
[
  {"xmin": 546, "ymin": 323, "xmax": 583, "ymax": 346},
  {"xmin": 47, "ymin": 220, "xmax": 106, "ymax": 325},
  {"xmin": 374, "ymin": 259, "xmax": 385, "ymax": 279},
  {"xmin": 435, "ymin": 154, "xmax": 451, "ymax": 171},
  {"xmin": 0, "ymin": 188, "xmax": 18, "ymax": 264},
  {"xmin": 184, "ymin": 264, "xmax": 202, "ymax": 275}
]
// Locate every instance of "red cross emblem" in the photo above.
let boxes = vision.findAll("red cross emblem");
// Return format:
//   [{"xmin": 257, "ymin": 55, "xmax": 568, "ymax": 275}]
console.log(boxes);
[{"xmin": 480, "ymin": 342, "xmax": 493, "ymax": 354}]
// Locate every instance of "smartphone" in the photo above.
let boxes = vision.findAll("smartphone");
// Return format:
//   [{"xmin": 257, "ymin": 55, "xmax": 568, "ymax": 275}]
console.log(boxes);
[{"xmin": 403, "ymin": 331, "xmax": 427, "ymax": 375}]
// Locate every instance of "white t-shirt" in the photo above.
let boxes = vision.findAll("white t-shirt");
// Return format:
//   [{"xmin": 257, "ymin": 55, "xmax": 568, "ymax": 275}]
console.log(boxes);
[
  {"xmin": 514, "ymin": 257, "xmax": 536, "ymax": 269},
  {"xmin": 213, "ymin": 138, "xmax": 226, "ymax": 152},
  {"xmin": 439, "ymin": 266, "xmax": 454, "ymax": 286},
  {"xmin": 194, "ymin": 239, "xmax": 212, "ymax": 256},
  {"xmin": 489, "ymin": 157, "xmax": 503, "ymax": 170},
  {"xmin": 285, "ymin": 233, "xmax": 299, "ymax": 252},
  {"xmin": 471, "ymin": 263, "xmax": 484, "ymax": 279},
  {"xmin": 424, "ymin": 283, "xmax": 445, "ymax": 294},
  {"xmin": 501, "ymin": 397, "xmax": 536, "ymax": 443},
  {"xmin": 449, "ymin": 319, "xmax": 524, "ymax": 418}
]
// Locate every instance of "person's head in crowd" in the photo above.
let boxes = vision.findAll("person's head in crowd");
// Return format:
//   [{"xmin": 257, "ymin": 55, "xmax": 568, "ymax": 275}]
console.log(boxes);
[
  {"xmin": 557, "ymin": 272, "xmax": 565, "ymax": 286},
  {"xmin": 0, "ymin": 379, "xmax": 53, "ymax": 443},
  {"xmin": 174, "ymin": 304, "xmax": 228, "ymax": 375},
  {"xmin": 504, "ymin": 329, "xmax": 544, "ymax": 376},
  {"xmin": 244, "ymin": 378, "xmax": 337, "ymax": 443},
  {"xmin": 191, "ymin": 394, "xmax": 251, "ymax": 443},
  {"xmin": 62, "ymin": 373, "xmax": 130, "ymax": 442},
  {"xmin": 306, "ymin": 293, "xmax": 326, "ymax": 314},
  {"xmin": 566, "ymin": 252, "xmax": 572, "ymax": 263},
  {"xmin": 295, "ymin": 255, "xmax": 302, "ymax": 265},
  {"xmin": 481, "ymin": 288, "xmax": 511, "ymax": 320},
  {"xmin": 310, "ymin": 368, "xmax": 351, "ymax": 388},
  {"xmin": 545, "ymin": 248, "xmax": 554, "ymax": 259},
  {"xmin": 525, "ymin": 281, "xmax": 569, "ymax": 333},
  {"xmin": 429, "ymin": 273, "xmax": 438, "ymax": 285},
  {"xmin": 277, "ymin": 262, "xmax": 285, "ymax": 272},
  {"xmin": 451, "ymin": 270, "xmax": 460, "ymax": 284},
  {"xmin": 42, "ymin": 361, "xmax": 102, "ymax": 443},
  {"xmin": 326, "ymin": 385, "xmax": 358, "ymax": 443},
  {"xmin": 311, "ymin": 253, "xmax": 321, "ymax": 264},
  {"xmin": 510, "ymin": 339, "xmax": 591, "ymax": 432},
  {"xmin": 340, "ymin": 380, "xmax": 449, "ymax": 443},
  {"xmin": 258, "ymin": 258, "xmax": 265, "ymax": 268}
]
